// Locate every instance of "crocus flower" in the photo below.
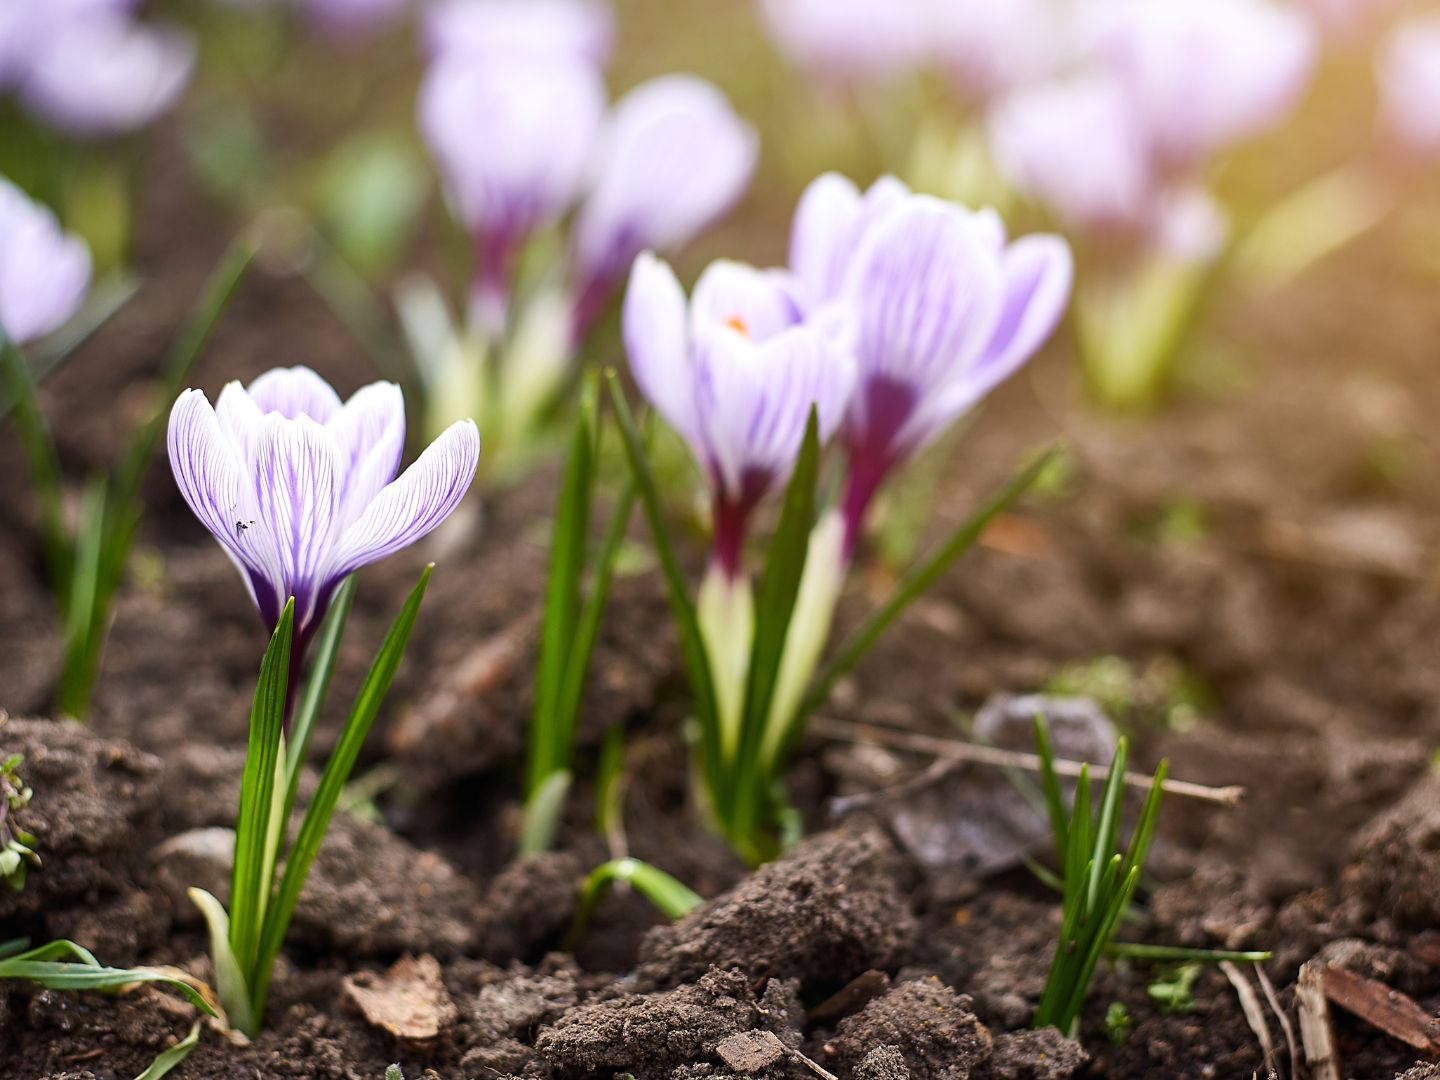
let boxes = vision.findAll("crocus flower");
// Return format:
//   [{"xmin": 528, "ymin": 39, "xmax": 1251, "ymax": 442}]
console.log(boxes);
[
  {"xmin": 168, "ymin": 366, "xmax": 480, "ymax": 639},
  {"xmin": 790, "ymin": 178, "xmax": 1071, "ymax": 550},
  {"xmin": 1378, "ymin": 16, "xmax": 1440, "ymax": 161},
  {"xmin": 423, "ymin": 0, "xmax": 613, "ymax": 66},
  {"xmin": 0, "ymin": 177, "xmax": 91, "ymax": 346},
  {"xmin": 1085, "ymin": 0, "xmax": 1317, "ymax": 173},
  {"xmin": 14, "ymin": 11, "xmax": 193, "ymax": 138},
  {"xmin": 570, "ymin": 76, "xmax": 758, "ymax": 340},
  {"xmin": 623, "ymin": 252, "xmax": 854, "ymax": 576},
  {"xmin": 1296, "ymin": 0, "xmax": 1401, "ymax": 39},
  {"xmin": 988, "ymin": 74, "xmax": 1157, "ymax": 235},
  {"xmin": 929, "ymin": 0, "xmax": 1067, "ymax": 105},
  {"xmin": 419, "ymin": 55, "xmax": 606, "ymax": 334},
  {"xmin": 303, "ymin": 0, "xmax": 410, "ymax": 39},
  {"xmin": 756, "ymin": 0, "xmax": 929, "ymax": 87}
]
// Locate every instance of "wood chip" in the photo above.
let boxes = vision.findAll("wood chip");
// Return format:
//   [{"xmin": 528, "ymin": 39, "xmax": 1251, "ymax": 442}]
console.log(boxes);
[
  {"xmin": 1320, "ymin": 963, "xmax": 1440, "ymax": 1053},
  {"xmin": 808, "ymin": 970, "xmax": 892, "ymax": 1026},
  {"xmin": 1220, "ymin": 961, "xmax": 1279, "ymax": 1078},
  {"xmin": 1296, "ymin": 961, "xmax": 1339, "ymax": 1080},
  {"xmin": 343, "ymin": 954, "xmax": 456, "ymax": 1041}
]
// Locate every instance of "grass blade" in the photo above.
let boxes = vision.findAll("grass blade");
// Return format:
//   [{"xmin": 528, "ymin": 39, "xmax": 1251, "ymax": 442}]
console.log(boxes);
[
  {"xmin": 800, "ymin": 444, "xmax": 1059, "ymax": 720},
  {"xmin": 605, "ymin": 373, "xmax": 720, "ymax": 785},
  {"xmin": 0, "ymin": 335, "xmax": 72, "ymax": 597},
  {"xmin": 1033, "ymin": 717, "xmax": 1069, "ymax": 866},
  {"xmin": 0, "ymin": 938, "xmax": 218, "ymax": 1018},
  {"xmin": 134, "ymin": 1019, "xmax": 202, "ymax": 1080},
  {"xmin": 728, "ymin": 411, "xmax": 819, "ymax": 843},
  {"xmin": 283, "ymin": 575, "xmax": 356, "ymax": 822},
  {"xmin": 1087, "ymin": 738, "xmax": 1129, "ymax": 914},
  {"xmin": 229, "ymin": 599, "xmax": 294, "ymax": 983},
  {"xmin": 188, "ymin": 887, "xmax": 253, "ymax": 1034},
  {"xmin": 1105, "ymin": 943, "xmax": 1273, "ymax": 963},
  {"xmin": 55, "ymin": 479, "xmax": 107, "ymax": 717},
  {"xmin": 530, "ymin": 379, "xmax": 598, "ymax": 794},
  {"xmin": 519, "ymin": 769, "xmax": 573, "ymax": 857},
  {"xmin": 568, "ymin": 857, "xmax": 702, "ymax": 946},
  {"xmin": 254, "ymin": 566, "xmax": 432, "ymax": 1019}
]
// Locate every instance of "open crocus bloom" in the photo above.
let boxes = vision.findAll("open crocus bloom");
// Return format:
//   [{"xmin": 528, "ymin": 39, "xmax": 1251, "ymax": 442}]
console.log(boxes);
[
  {"xmin": 423, "ymin": 0, "xmax": 614, "ymax": 66},
  {"xmin": 168, "ymin": 367, "xmax": 480, "ymax": 638},
  {"xmin": 0, "ymin": 177, "xmax": 91, "ymax": 346},
  {"xmin": 570, "ymin": 76, "xmax": 757, "ymax": 336},
  {"xmin": 1086, "ymin": 0, "xmax": 1316, "ymax": 172},
  {"xmin": 624, "ymin": 253, "xmax": 854, "ymax": 575},
  {"xmin": 1378, "ymin": 16, "xmax": 1440, "ymax": 161},
  {"xmin": 790, "ymin": 181, "xmax": 1071, "ymax": 550}
]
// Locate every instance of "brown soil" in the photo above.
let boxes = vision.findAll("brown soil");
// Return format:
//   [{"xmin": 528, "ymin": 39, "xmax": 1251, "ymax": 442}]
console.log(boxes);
[{"xmin": 5, "ymin": 54, "xmax": 1440, "ymax": 1080}]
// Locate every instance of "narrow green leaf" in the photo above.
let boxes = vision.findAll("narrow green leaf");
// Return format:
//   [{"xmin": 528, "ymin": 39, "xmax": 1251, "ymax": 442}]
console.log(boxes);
[
  {"xmin": 0, "ymin": 335, "xmax": 72, "ymax": 596},
  {"xmin": 594, "ymin": 723, "xmax": 627, "ymax": 841},
  {"xmin": 0, "ymin": 937, "xmax": 217, "ymax": 1019},
  {"xmin": 1120, "ymin": 759, "xmax": 1169, "ymax": 883},
  {"xmin": 188, "ymin": 887, "xmax": 254, "ymax": 1035},
  {"xmin": 253, "ymin": 567, "xmax": 432, "ymax": 1020},
  {"xmin": 283, "ymin": 575, "xmax": 357, "ymax": 822},
  {"xmin": 519, "ymin": 769, "xmax": 573, "ymax": 857},
  {"xmin": 133, "ymin": 1019, "xmax": 203, "ymax": 1080},
  {"xmin": 55, "ymin": 479, "xmax": 107, "ymax": 717},
  {"xmin": 530, "ymin": 379, "xmax": 598, "ymax": 795},
  {"xmin": 568, "ymin": 857, "xmax": 702, "ymax": 946},
  {"xmin": 801, "ymin": 445, "xmax": 1060, "ymax": 721},
  {"xmin": 229, "ymin": 600, "xmax": 295, "ymax": 982},
  {"xmin": 113, "ymin": 239, "xmax": 255, "ymax": 515},
  {"xmin": 1033, "ymin": 717, "xmax": 1069, "ymax": 866},
  {"xmin": 1104, "ymin": 943, "xmax": 1272, "ymax": 963},
  {"xmin": 605, "ymin": 373, "xmax": 721, "ymax": 785},
  {"xmin": 1087, "ymin": 738, "xmax": 1129, "ymax": 914},
  {"xmin": 728, "ymin": 411, "xmax": 820, "ymax": 844},
  {"xmin": 0, "ymin": 937, "xmax": 30, "ymax": 961}
]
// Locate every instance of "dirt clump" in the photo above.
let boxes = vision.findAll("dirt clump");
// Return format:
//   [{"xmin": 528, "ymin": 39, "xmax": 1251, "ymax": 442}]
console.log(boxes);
[{"xmin": 825, "ymin": 977, "xmax": 992, "ymax": 1080}]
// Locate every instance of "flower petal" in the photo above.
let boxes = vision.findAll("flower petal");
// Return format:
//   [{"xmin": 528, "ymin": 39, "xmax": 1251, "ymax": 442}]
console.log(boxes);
[
  {"xmin": 622, "ymin": 253, "xmax": 700, "ymax": 448},
  {"xmin": 167, "ymin": 388, "xmax": 278, "ymax": 619},
  {"xmin": 327, "ymin": 380, "xmax": 406, "ymax": 531},
  {"xmin": 690, "ymin": 260, "xmax": 804, "ymax": 342},
  {"xmin": 249, "ymin": 413, "xmax": 342, "ymax": 629},
  {"xmin": 246, "ymin": 365, "xmax": 343, "ymax": 423},
  {"xmin": 0, "ymin": 178, "xmax": 91, "ymax": 345},
  {"xmin": 789, "ymin": 172, "xmax": 861, "ymax": 305},
  {"xmin": 327, "ymin": 419, "xmax": 481, "ymax": 581}
]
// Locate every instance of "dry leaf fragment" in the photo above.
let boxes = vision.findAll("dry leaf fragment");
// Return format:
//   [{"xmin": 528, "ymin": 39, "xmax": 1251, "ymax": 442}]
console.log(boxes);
[{"xmin": 343, "ymin": 954, "xmax": 456, "ymax": 1041}]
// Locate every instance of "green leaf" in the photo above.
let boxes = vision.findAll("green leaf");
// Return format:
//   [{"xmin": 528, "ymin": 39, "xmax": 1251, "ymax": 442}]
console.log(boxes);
[
  {"xmin": 1088, "ymin": 738, "xmax": 1129, "ymax": 914},
  {"xmin": 568, "ymin": 857, "xmax": 702, "ymax": 946},
  {"xmin": 55, "ymin": 478, "xmax": 107, "ymax": 717},
  {"xmin": 1034, "ymin": 716, "xmax": 1069, "ymax": 866},
  {"xmin": 133, "ymin": 1020, "xmax": 203, "ymax": 1080},
  {"xmin": 188, "ymin": 887, "xmax": 254, "ymax": 1035},
  {"xmin": 606, "ymin": 373, "xmax": 721, "ymax": 788},
  {"xmin": 1105, "ymin": 943, "xmax": 1272, "ymax": 963},
  {"xmin": 0, "ymin": 937, "xmax": 218, "ymax": 1018},
  {"xmin": 0, "ymin": 335, "xmax": 71, "ymax": 597},
  {"xmin": 229, "ymin": 599, "xmax": 295, "ymax": 986},
  {"xmin": 253, "ymin": 567, "xmax": 433, "ymax": 1021},
  {"xmin": 283, "ymin": 575, "xmax": 357, "ymax": 822},
  {"xmin": 727, "ymin": 410, "xmax": 820, "ymax": 844},
  {"xmin": 801, "ymin": 445, "xmax": 1060, "ymax": 721},
  {"xmin": 519, "ymin": 769, "xmax": 572, "ymax": 857},
  {"xmin": 593, "ymin": 724, "xmax": 627, "ymax": 842},
  {"xmin": 530, "ymin": 379, "xmax": 598, "ymax": 796}
]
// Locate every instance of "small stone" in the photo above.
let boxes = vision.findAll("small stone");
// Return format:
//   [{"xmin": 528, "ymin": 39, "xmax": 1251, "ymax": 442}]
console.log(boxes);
[{"xmin": 715, "ymin": 1030, "xmax": 786, "ymax": 1074}]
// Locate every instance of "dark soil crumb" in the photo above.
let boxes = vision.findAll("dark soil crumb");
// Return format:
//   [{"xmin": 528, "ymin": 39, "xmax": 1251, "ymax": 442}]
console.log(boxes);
[
  {"xmin": 975, "ymin": 1028, "xmax": 1088, "ymax": 1080},
  {"xmin": 474, "ymin": 851, "xmax": 583, "ymax": 961},
  {"xmin": 1395, "ymin": 1066, "xmax": 1440, "ymax": 1080},
  {"xmin": 634, "ymin": 825, "xmax": 918, "ymax": 992},
  {"xmin": 1343, "ymin": 771, "xmax": 1440, "ymax": 930},
  {"xmin": 535, "ymin": 966, "xmax": 801, "ymax": 1078},
  {"xmin": 826, "ymin": 977, "xmax": 992, "ymax": 1080}
]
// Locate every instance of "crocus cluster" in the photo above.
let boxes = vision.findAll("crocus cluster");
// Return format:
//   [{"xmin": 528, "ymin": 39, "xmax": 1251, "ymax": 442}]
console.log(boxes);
[
  {"xmin": 624, "ymin": 174, "xmax": 1070, "ymax": 838},
  {"xmin": 0, "ymin": 0, "xmax": 194, "ymax": 138},
  {"xmin": 0, "ymin": 177, "xmax": 91, "ymax": 347},
  {"xmin": 168, "ymin": 367, "xmax": 480, "ymax": 645},
  {"xmin": 212, "ymin": 0, "xmax": 412, "ymax": 40},
  {"xmin": 414, "ymin": 0, "xmax": 756, "ymax": 459},
  {"xmin": 1377, "ymin": 15, "xmax": 1440, "ymax": 163}
]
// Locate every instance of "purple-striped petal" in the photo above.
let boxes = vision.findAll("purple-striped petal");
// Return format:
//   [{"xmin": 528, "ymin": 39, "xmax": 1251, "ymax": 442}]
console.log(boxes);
[
  {"xmin": 689, "ymin": 260, "xmax": 805, "ymax": 342},
  {"xmin": 622, "ymin": 253, "xmax": 701, "ymax": 449},
  {"xmin": 789, "ymin": 172, "xmax": 909, "ymax": 305},
  {"xmin": 327, "ymin": 419, "xmax": 481, "ymax": 581},
  {"xmin": 327, "ymin": 381, "xmax": 406, "ymax": 531},
  {"xmin": 249, "ymin": 414, "xmax": 342, "ymax": 630},
  {"xmin": 245, "ymin": 366, "xmax": 344, "ymax": 423},
  {"xmin": 572, "ymin": 75, "xmax": 757, "ymax": 284},
  {"xmin": 423, "ymin": 0, "xmax": 614, "ymax": 66},
  {"xmin": 168, "ymin": 389, "xmax": 276, "ymax": 617},
  {"xmin": 0, "ymin": 178, "xmax": 91, "ymax": 345}
]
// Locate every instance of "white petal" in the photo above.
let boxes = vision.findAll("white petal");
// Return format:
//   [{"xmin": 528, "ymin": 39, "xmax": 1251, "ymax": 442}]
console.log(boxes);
[
  {"xmin": 690, "ymin": 260, "xmax": 805, "ymax": 341},
  {"xmin": 327, "ymin": 381, "xmax": 406, "ymax": 530},
  {"xmin": 246, "ymin": 366, "xmax": 343, "ymax": 423},
  {"xmin": 327, "ymin": 420, "xmax": 480, "ymax": 581},
  {"xmin": 622, "ymin": 253, "xmax": 700, "ymax": 447},
  {"xmin": 789, "ymin": 172, "xmax": 862, "ymax": 304}
]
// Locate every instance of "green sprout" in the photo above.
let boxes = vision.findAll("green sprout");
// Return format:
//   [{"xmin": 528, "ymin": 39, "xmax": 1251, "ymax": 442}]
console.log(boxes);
[
  {"xmin": 0, "ymin": 755, "xmax": 37, "ymax": 891},
  {"xmin": 568, "ymin": 857, "xmax": 702, "ymax": 947},
  {"xmin": 1104, "ymin": 1001, "xmax": 1132, "ymax": 1046},
  {"xmin": 1146, "ymin": 963, "xmax": 1203, "ymax": 1014}
]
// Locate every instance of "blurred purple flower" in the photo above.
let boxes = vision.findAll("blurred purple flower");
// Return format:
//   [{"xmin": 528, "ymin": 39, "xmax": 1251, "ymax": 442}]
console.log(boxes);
[
  {"xmin": 1296, "ymin": 0, "xmax": 1401, "ymax": 39},
  {"xmin": 15, "ymin": 12, "xmax": 194, "ymax": 137},
  {"xmin": 930, "ymin": 0, "xmax": 1067, "ymax": 105},
  {"xmin": 757, "ymin": 0, "xmax": 929, "ymax": 87},
  {"xmin": 419, "ymin": 55, "xmax": 606, "ymax": 334},
  {"xmin": 790, "ymin": 182, "xmax": 1070, "ymax": 550},
  {"xmin": 988, "ymin": 74, "xmax": 1156, "ymax": 235},
  {"xmin": 168, "ymin": 367, "xmax": 480, "ymax": 637},
  {"xmin": 0, "ymin": 177, "xmax": 91, "ymax": 346},
  {"xmin": 303, "ymin": 0, "xmax": 410, "ymax": 39},
  {"xmin": 571, "ymin": 75, "xmax": 757, "ymax": 340},
  {"xmin": 1378, "ymin": 16, "xmax": 1440, "ymax": 161},
  {"xmin": 1086, "ymin": 0, "xmax": 1317, "ymax": 172},
  {"xmin": 423, "ymin": 0, "xmax": 613, "ymax": 66},
  {"xmin": 624, "ymin": 253, "xmax": 854, "ymax": 575}
]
